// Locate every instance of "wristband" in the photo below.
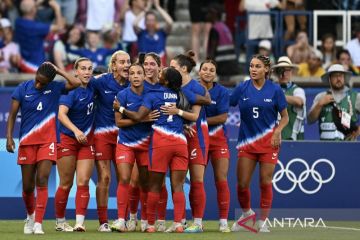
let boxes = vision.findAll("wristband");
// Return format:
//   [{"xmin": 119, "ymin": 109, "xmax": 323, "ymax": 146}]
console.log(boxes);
[
  {"xmin": 178, "ymin": 110, "xmax": 184, "ymax": 116},
  {"xmin": 119, "ymin": 106, "xmax": 125, "ymax": 114}
]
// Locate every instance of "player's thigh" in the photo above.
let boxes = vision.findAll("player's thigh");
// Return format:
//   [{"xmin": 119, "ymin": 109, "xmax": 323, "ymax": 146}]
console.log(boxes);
[
  {"xmin": 210, "ymin": 156, "xmax": 229, "ymax": 181},
  {"xmin": 237, "ymin": 156, "xmax": 258, "ymax": 188},
  {"xmin": 57, "ymin": 155, "xmax": 77, "ymax": 186},
  {"xmin": 36, "ymin": 160, "xmax": 53, "ymax": 186},
  {"xmin": 95, "ymin": 160, "xmax": 112, "ymax": 184},
  {"xmin": 259, "ymin": 162, "xmax": 276, "ymax": 185},
  {"xmin": 76, "ymin": 159, "xmax": 95, "ymax": 186},
  {"xmin": 21, "ymin": 164, "xmax": 36, "ymax": 192},
  {"xmin": 170, "ymin": 170, "xmax": 187, "ymax": 192},
  {"xmin": 130, "ymin": 163, "xmax": 140, "ymax": 187},
  {"xmin": 189, "ymin": 164, "xmax": 205, "ymax": 182}
]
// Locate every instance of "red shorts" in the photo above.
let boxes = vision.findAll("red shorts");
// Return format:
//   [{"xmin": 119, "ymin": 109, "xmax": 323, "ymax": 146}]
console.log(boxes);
[
  {"xmin": 18, "ymin": 142, "xmax": 57, "ymax": 165},
  {"xmin": 149, "ymin": 145, "xmax": 188, "ymax": 173},
  {"xmin": 238, "ymin": 149, "xmax": 280, "ymax": 164},
  {"xmin": 188, "ymin": 146, "xmax": 208, "ymax": 165},
  {"xmin": 208, "ymin": 144, "xmax": 230, "ymax": 161},
  {"xmin": 115, "ymin": 144, "xmax": 149, "ymax": 166},
  {"xmin": 57, "ymin": 133, "xmax": 95, "ymax": 160},
  {"xmin": 94, "ymin": 133, "xmax": 117, "ymax": 161}
]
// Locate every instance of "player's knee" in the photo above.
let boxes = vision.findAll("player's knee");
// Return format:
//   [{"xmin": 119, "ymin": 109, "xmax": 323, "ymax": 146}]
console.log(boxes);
[
  {"xmin": 36, "ymin": 176, "xmax": 49, "ymax": 187},
  {"xmin": 59, "ymin": 183, "xmax": 73, "ymax": 191},
  {"xmin": 98, "ymin": 174, "xmax": 111, "ymax": 186},
  {"xmin": 237, "ymin": 181, "xmax": 250, "ymax": 190},
  {"xmin": 76, "ymin": 178, "xmax": 89, "ymax": 187},
  {"xmin": 119, "ymin": 175, "xmax": 130, "ymax": 185}
]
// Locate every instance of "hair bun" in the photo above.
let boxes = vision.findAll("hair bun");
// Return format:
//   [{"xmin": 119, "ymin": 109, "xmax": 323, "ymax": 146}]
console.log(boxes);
[{"xmin": 185, "ymin": 50, "xmax": 196, "ymax": 68}]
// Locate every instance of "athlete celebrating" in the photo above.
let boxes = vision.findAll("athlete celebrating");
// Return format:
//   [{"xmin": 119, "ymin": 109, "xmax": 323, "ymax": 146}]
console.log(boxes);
[
  {"xmin": 6, "ymin": 62, "xmax": 80, "ymax": 234},
  {"xmin": 230, "ymin": 55, "xmax": 289, "ymax": 233},
  {"xmin": 92, "ymin": 50, "xmax": 130, "ymax": 232},
  {"xmin": 55, "ymin": 58, "xmax": 95, "ymax": 232},
  {"xmin": 199, "ymin": 59, "xmax": 231, "ymax": 232}
]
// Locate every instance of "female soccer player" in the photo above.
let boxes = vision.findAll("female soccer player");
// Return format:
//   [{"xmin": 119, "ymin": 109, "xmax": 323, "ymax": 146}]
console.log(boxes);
[
  {"xmin": 169, "ymin": 51, "xmax": 210, "ymax": 232},
  {"xmin": 111, "ymin": 63, "xmax": 159, "ymax": 232},
  {"xmin": 54, "ymin": 58, "xmax": 95, "ymax": 232},
  {"xmin": 199, "ymin": 59, "xmax": 231, "ymax": 232},
  {"xmin": 117, "ymin": 67, "xmax": 199, "ymax": 233},
  {"xmin": 230, "ymin": 55, "xmax": 289, "ymax": 233},
  {"xmin": 92, "ymin": 50, "xmax": 130, "ymax": 232},
  {"xmin": 6, "ymin": 62, "xmax": 81, "ymax": 234}
]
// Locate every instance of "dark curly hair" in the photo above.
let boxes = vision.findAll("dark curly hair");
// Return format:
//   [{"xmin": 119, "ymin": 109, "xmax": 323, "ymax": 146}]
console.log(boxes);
[
  {"xmin": 36, "ymin": 62, "xmax": 57, "ymax": 82},
  {"xmin": 173, "ymin": 50, "xmax": 197, "ymax": 73},
  {"xmin": 252, "ymin": 54, "xmax": 271, "ymax": 78}
]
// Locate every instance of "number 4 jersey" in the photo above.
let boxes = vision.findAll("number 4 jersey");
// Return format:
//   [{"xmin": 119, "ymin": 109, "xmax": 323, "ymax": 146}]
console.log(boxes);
[
  {"xmin": 230, "ymin": 80, "xmax": 287, "ymax": 153},
  {"xmin": 12, "ymin": 80, "xmax": 67, "ymax": 145}
]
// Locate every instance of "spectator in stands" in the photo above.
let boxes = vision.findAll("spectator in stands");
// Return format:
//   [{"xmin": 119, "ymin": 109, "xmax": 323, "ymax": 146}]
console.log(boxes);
[
  {"xmin": 14, "ymin": 0, "xmax": 64, "ymax": 73},
  {"xmin": 287, "ymin": 31, "xmax": 313, "ymax": 64},
  {"xmin": 0, "ymin": 18, "xmax": 20, "ymax": 73},
  {"xmin": 282, "ymin": 0, "xmax": 307, "ymax": 41},
  {"xmin": 85, "ymin": 0, "xmax": 115, "ymax": 31},
  {"xmin": 206, "ymin": 4, "xmax": 239, "ymax": 79},
  {"xmin": 297, "ymin": 49, "xmax": 325, "ymax": 77},
  {"xmin": 320, "ymin": 33, "xmax": 337, "ymax": 69},
  {"xmin": 53, "ymin": 25, "xmax": 85, "ymax": 71},
  {"xmin": 336, "ymin": 49, "xmax": 359, "ymax": 76},
  {"xmin": 257, "ymin": 39, "xmax": 275, "ymax": 64},
  {"xmin": 160, "ymin": 0, "xmax": 176, "ymax": 21},
  {"xmin": 346, "ymin": 24, "xmax": 360, "ymax": 69},
  {"xmin": 189, "ymin": 0, "xmax": 218, "ymax": 63},
  {"xmin": 272, "ymin": 56, "xmax": 306, "ymax": 140},
  {"xmin": 119, "ymin": 0, "xmax": 146, "ymax": 60},
  {"xmin": 308, "ymin": 64, "xmax": 360, "ymax": 141},
  {"xmin": 134, "ymin": 0, "xmax": 173, "ymax": 66}
]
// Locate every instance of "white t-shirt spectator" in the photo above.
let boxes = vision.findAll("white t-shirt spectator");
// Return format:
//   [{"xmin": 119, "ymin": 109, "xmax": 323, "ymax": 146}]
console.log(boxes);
[
  {"xmin": 86, "ymin": 0, "xmax": 115, "ymax": 31},
  {"xmin": 0, "ymin": 42, "xmax": 19, "ymax": 70},
  {"xmin": 346, "ymin": 38, "xmax": 360, "ymax": 66},
  {"xmin": 122, "ymin": 10, "xmax": 145, "ymax": 42}
]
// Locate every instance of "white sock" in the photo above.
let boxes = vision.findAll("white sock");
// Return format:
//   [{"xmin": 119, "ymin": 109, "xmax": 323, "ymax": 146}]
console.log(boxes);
[
  {"xmin": 57, "ymin": 217, "xmax": 66, "ymax": 223},
  {"xmin": 130, "ymin": 213, "xmax": 137, "ymax": 220},
  {"xmin": 220, "ymin": 219, "xmax": 228, "ymax": 226},
  {"xmin": 141, "ymin": 219, "xmax": 148, "ymax": 224},
  {"xmin": 194, "ymin": 218, "xmax": 202, "ymax": 226},
  {"xmin": 34, "ymin": 222, "xmax": 42, "ymax": 228},
  {"xmin": 243, "ymin": 209, "xmax": 253, "ymax": 217},
  {"xmin": 76, "ymin": 215, "xmax": 85, "ymax": 225},
  {"xmin": 27, "ymin": 213, "xmax": 35, "ymax": 220},
  {"xmin": 181, "ymin": 218, "xmax": 186, "ymax": 224}
]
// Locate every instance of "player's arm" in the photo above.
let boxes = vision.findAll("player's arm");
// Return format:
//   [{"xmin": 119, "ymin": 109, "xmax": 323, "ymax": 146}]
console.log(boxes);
[
  {"xmin": 161, "ymin": 104, "xmax": 200, "ymax": 122},
  {"xmin": 58, "ymin": 105, "xmax": 87, "ymax": 144},
  {"xmin": 307, "ymin": 93, "xmax": 334, "ymax": 124},
  {"xmin": 271, "ymin": 108, "xmax": 289, "ymax": 148},
  {"xmin": 207, "ymin": 113, "xmax": 228, "ymax": 125},
  {"xmin": 194, "ymin": 89, "xmax": 212, "ymax": 105},
  {"xmin": 122, "ymin": 106, "xmax": 152, "ymax": 122},
  {"xmin": 6, "ymin": 99, "xmax": 20, "ymax": 153},
  {"xmin": 54, "ymin": 64, "xmax": 81, "ymax": 91}
]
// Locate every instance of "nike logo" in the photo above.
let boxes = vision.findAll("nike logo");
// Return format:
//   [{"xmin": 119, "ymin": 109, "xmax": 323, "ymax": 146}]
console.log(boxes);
[
  {"xmin": 104, "ymin": 90, "xmax": 112, "ymax": 94},
  {"xmin": 80, "ymin": 195, "xmax": 88, "ymax": 198},
  {"xmin": 62, "ymin": 148, "xmax": 70, "ymax": 152},
  {"xmin": 221, "ymin": 149, "xmax": 228, "ymax": 154},
  {"xmin": 79, "ymin": 98, "xmax": 86, "ymax": 101},
  {"xmin": 43, "ymin": 90, "xmax": 52, "ymax": 94},
  {"xmin": 25, "ymin": 95, "xmax": 33, "ymax": 98},
  {"xmin": 243, "ymin": 97, "xmax": 249, "ymax": 101},
  {"xmin": 118, "ymin": 156, "xmax": 125, "ymax": 159},
  {"xmin": 49, "ymin": 153, "xmax": 54, "ymax": 156},
  {"xmin": 127, "ymin": 103, "xmax": 134, "ymax": 107}
]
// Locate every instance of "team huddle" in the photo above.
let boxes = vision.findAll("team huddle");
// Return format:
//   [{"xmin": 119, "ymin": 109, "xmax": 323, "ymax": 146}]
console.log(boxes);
[{"xmin": 6, "ymin": 50, "xmax": 289, "ymax": 234}]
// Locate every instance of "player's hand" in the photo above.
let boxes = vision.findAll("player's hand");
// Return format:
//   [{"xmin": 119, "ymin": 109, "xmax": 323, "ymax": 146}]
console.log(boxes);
[
  {"xmin": 271, "ymin": 129, "xmax": 281, "ymax": 148},
  {"xmin": 74, "ymin": 130, "xmax": 87, "ymax": 144},
  {"xmin": 143, "ymin": 110, "xmax": 160, "ymax": 122},
  {"xmin": 160, "ymin": 104, "xmax": 179, "ymax": 115},
  {"xmin": 184, "ymin": 125, "xmax": 196, "ymax": 137},
  {"xmin": 113, "ymin": 98, "xmax": 120, "ymax": 112},
  {"xmin": 319, "ymin": 94, "xmax": 334, "ymax": 107},
  {"xmin": 6, "ymin": 137, "xmax": 15, "ymax": 153}
]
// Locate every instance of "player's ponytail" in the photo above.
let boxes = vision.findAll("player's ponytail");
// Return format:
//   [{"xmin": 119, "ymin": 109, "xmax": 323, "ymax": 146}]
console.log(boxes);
[{"xmin": 36, "ymin": 62, "xmax": 57, "ymax": 82}]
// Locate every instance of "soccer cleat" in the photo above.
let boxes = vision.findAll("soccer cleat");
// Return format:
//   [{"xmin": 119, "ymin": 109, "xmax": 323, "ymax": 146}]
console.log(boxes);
[
  {"xmin": 110, "ymin": 219, "xmax": 126, "ymax": 232},
  {"xmin": 258, "ymin": 220, "xmax": 270, "ymax": 233},
  {"xmin": 126, "ymin": 218, "xmax": 137, "ymax": 232},
  {"xmin": 145, "ymin": 225, "xmax": 156, "ymax": 233},
  {"xmin": 33, "ymin": 222, "xmax": 44, "ymax": 235},
  {"xmin": 98, "ymin": 223, "xmax": 111, "ymax": 232},
  {"xmin": 140, "ymin": 220, "xmax": 148, "ymax": 232},
  {"xmin": 181, "ymin": 220, "xmax": 188, "ymax": 229},
  {"xmin": 184, "ymin": 223, "xmax": 203, "ymax": 233},
  {"xmin": 231, "ymin": 209, "xmax": 256, "ymax": 232},
  {"xmin": 219, "ymin": 223, "xmax": 231, "ymax": 233},
  {"xmin": 165, "ymin": 222, "xmax": 184, "ymax": 233},
  {"xmin": 156, "ymin": 220, "xmax": 166, "ymax": 232},
  {"xmin": 55, "ymin": 221, "xmax": 74, "ymax": 232},
  {"xmin": 24, "ymin": 217, "xmax": 35, "ymax": 234},
  {"xmin": 73, "ymin": 223, "xmax": 86, "ymax": 232}
]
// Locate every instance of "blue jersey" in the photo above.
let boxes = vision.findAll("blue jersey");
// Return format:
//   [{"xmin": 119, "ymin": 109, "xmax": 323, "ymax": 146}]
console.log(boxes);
[
  {"xmin": 142, "ymin": 86, "xmax": 186, "ymax": 148},
  {"xmin": 11, "ymin": 80, "xmax": 66, "ymax": 145},
  {"xmin": 205, "ymin": 83, "xmax": 229, "ymax": 146},
  {"xmin": 230, "ymin": 79, "xmax": 287, "ymax": 152},
  {"xmin": 92, "ymin": 73, "xmax": 129, "ymax": 137},
  {"xmin": 182, "ymin": 79, "xmax": 209, "ymax": 150},
  {"xmin": 144, "ymin": 80, "xmax": 161, "ymax": 93},
  {"xmin": 59, "ymin": 85, "xmax": 95, "ymax": 138},
  {"xmin": 117, "ymin": 87, "xmax": 152, "ymax": 148}
]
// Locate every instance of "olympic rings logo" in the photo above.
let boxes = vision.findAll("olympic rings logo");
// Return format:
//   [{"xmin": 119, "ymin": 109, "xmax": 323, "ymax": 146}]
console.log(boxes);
[
  {"xmin": 225, "ymin": 110, "xmax": 240, "ymax": 126},
  {"xmin": 273, "ymin": 158, "xmax": 336, "ymax": 195}
]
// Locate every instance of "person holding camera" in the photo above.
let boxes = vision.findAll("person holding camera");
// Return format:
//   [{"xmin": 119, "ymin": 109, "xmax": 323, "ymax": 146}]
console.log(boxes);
[
  {"xmin": 272, "ymin": 56, "xmax": 306, "ymax": 140},
  {"xmin": 308, "ymin": 64, "xmax": 360, "ymax": 141}
]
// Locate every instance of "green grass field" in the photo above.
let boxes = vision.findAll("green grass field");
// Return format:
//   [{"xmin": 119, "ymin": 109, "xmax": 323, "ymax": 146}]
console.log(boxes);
[{"xmin": 0, "ymin": 220, "xmax": 359, "ymax": 240}]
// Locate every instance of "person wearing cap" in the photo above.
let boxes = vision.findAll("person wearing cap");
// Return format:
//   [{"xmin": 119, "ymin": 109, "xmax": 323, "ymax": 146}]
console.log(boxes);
[
  {"xmin": 272, "ymin": 56, "xmax": 305, "ymax": 140},
  {"xmin": 0, "ymin": 18, "xmax": 20, "ymax": 73},
  {"xmin": 308, "ymin": 64, "xmax": 360, "ymax": 141},
  {"xmin": 258, "ymin": 40, "xmax": 275, "ymax": 64},
  {"xmin": 296, "ymin": 49, "xmax": 326, "ymax": 77}
]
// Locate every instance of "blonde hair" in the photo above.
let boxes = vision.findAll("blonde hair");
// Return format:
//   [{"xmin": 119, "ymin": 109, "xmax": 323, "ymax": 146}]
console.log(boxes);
[{"xmin": 108, "ymin": 50, "xmax": 130, "ymax": 73}]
